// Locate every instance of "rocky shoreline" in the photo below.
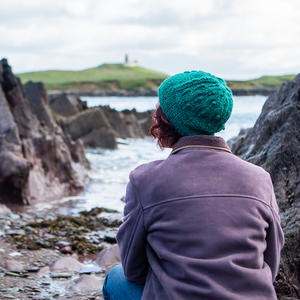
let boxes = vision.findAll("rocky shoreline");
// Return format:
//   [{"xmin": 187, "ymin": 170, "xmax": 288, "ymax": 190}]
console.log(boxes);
[
  {"xmin": 48, "ymin": 88, "xmax": 276, "ymax": 98},
  {"xmin": 0, "ymin": 205, "xmax": 123, "ymax": 300}
]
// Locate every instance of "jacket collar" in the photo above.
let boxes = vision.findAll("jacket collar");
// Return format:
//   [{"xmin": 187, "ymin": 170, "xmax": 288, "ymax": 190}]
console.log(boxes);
[{"xmin": 171, "ymin": 135, "xmax": 232, "ymax": 155}]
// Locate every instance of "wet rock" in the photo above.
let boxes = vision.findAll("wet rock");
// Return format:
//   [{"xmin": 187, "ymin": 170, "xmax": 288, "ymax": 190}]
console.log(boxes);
[
  {"xmin": 98, "ymin": 212, "xmax": 123, "ymax": 226},
  {"xmin": 70, "ymin": 274, "xmax": 104, "ymax": 291},
  {"xmin": 51, "ymin": 257, "xmax": 85, "ymax": 272},
  {"xmin": 60, "ymin": 246, "xmax": 72, "ymax": 254},
  {"xmin": 229, "ymin": 73, "xmax": 300, "ymax": 299},
  {"xmin": 2, "ymin": 260, "xmax": 23, "ymax": 271},
  {"xmin": 26, "ymin": 267, "xmax": 40, "ymax": 272},
  {"xmin": 94, "ymin": 244, "xmax": 120, "ymax": 271},
  {"xmin": 37, "ymin": 266, "xmax": 50, "ymax": 276},
  {"xmin": 50, "ymin": 272, "xmax": 72, "ymax": 278},
  {"xmin": 5, "ymin": 271, "xmax": 20, "ymax": 277},
  {"xmin": 55, "ymin": 241, "xmax": 70, "ymax": 249},
  {"xmin": 0, "ymin": 205, "xmax": 12, "ymax": 215},
  {"xmin": 79, "ymin": 266, "xmax": 102, "ymax": 274},
  {"xmin": 104, "ymin": 233, "xmax": 117, "ymax": 244}
]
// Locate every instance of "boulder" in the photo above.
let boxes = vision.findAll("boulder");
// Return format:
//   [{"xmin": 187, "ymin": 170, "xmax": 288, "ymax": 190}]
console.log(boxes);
[
  {"xmin": 2, "ymin": 260, "xmax": 23, "ymax": 271},
  {"xmin": 49, "ymin": 93, "xmax": 87, "ymax": 117},
  {"xmin": 0, "ymin": 59, "xmax": 89, "ymax": 205},
  {"xmin": 94, "ymin": 244, "xmax": 120, "ymax": 273},
  {"xmin": 60, "ymin": 107, "xmax": 117, "ymax": 149},
  {"xmin": 229, "ymin": 73, "xmax": 300, "ymax": 298},
  {"xmin": 50, "ymin": 96, "xmax": 154, "ymax": 149},
  {"xmin": 51, "ymin": 257, "xmax": 85, "ymax": 272},
  {"xmin": 69, "ymin": 274, "xmax": 104, "ymax": 291}
]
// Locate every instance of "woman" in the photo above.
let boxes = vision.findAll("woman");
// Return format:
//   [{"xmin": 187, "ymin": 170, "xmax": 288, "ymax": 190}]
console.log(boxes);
[{"xmin": 103, "ymin": 71, "xmax": 284, "ymax": 300}]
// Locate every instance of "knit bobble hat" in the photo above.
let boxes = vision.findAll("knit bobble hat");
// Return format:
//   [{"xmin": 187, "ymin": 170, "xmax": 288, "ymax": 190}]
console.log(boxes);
[{"xmin": 158, "ymin": 70, "xmax": 233, "ymax": 136}]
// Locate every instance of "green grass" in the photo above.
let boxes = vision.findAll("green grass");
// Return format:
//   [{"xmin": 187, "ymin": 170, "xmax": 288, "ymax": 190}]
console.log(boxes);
[
  {"xmin": 17, "ymin": 64, "xmax": 297, "ymax": 92},
  {"xmin": 226, "ymin": 75, "xmax": 296, "ymax": 90},
  {"xmin": 17, "ymin": 64, "xmax": 169, "ymax": 91}
]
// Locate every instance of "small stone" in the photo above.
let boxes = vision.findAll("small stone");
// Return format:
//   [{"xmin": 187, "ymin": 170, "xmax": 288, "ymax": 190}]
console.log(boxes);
[
  {"xmin": 79, "ymin": 266, "xmax": 102, "ymax": 274},
  {"xmin": 9, "ymin": 252, "xmax": 22, "ymax": 257},
  {"xmin": 10, "ymin": 287, "xmax": 19, "ymax": 293},
  {"xmin": 0, "ymin": 288, "xmax": 8, "ymax": 291},
  {"xmin": 25, "ymin": 226, "xmax": 34, "ymax": 232},
  {"xmin": 2, "ymin": 260, "xmax": 24, "ymax": 271},
  {"xmin": 7, "ymin": 229, "xmax": 25, "ymax": 235},
  {"xmin": 60, "ymin": 246, "xmax": 72, "ymax": 254},
  {"xmin": 104, "ymin": 233, "xmax": 117, "ymax": 243},
  {"xmin": 37, "ymin": 266, "xmax": 51, "ymax": 276},
  {"xmin": 8, "ymin": 213, "xmax": 20, "ymax": 220},
  {"xmin": 50, "ymin": 272, "xmax": 72, "ymax": 278},
  {"xmin": 5, "ymin": 272, "xmax": 20, "ymax": 277},
  {"xmin": 0, "ymin": 266, "xmax": 6, "ymax": 272},
  {"xmin": 26, "ymin": 267, "xmax": 40, "ymax": 272},
  {"xmin": 55, "ymin": 241, "xmax": 70, "ymax": 249},
  {"xmin": 3, "ymin": 296, "xmax": 18, "ymax": 299},
  {"xmin": 0, "ymin": 248, "xmax": 5, "ymax": 252}
]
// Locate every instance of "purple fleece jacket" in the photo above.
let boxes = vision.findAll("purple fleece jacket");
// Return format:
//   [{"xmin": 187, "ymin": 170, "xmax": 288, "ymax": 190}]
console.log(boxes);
[{"xmin": 116, "ymin": 135, "xmax": 284, "ymax": 300}]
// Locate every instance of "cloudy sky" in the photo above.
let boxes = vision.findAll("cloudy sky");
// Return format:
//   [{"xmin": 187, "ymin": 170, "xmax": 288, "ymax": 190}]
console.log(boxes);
[{"xmin": 1, "ymin": 0, "xmax": 300, "ymax": 79}]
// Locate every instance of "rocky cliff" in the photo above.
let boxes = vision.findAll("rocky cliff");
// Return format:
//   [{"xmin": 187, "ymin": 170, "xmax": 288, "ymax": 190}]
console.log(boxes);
[
  {"xmin": 229, "ymin": 73, "xmax": 300, "ymax": 299},
  {"xmin": 49, "ymin": 94, "xmax": 153, "ymax": 149},
  {"xmin": 0, "ymin": 59, "xmax": 89, "ymax": 206}
]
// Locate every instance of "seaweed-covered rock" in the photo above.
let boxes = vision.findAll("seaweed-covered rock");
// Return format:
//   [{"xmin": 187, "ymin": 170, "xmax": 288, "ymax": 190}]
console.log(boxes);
[{"xmin": 229, "ymin": 73, "xmax": 300, "ymax": 299}]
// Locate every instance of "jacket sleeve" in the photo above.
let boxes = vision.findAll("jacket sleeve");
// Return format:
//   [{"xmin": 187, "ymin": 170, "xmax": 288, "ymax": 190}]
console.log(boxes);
[
  {"xmin": 116, "ymin": 175, "xmax": 149, "ymax": 284},
  {"xmin": 264, "ymin": 181, "xmax": 285, "ymax": 282}
]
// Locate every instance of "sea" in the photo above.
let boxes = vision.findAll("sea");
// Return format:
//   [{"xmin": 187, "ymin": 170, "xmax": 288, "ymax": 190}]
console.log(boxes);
[{"xmin": 28, "ymin": 95, "xmax": 267, "ymax": 215}]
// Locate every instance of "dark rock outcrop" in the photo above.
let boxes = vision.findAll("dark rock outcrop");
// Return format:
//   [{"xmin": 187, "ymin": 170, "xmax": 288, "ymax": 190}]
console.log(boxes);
[
  {"xmin": 0, "ymin": 59, "xmax": 89, "ymax": 206},
  {"xmin": 48, "ymin": 93, "xmax": 87, "ymax": 117},
  {"xmin": 229, "ymin": 73, "xmax": 300, "ymax": 299},
  {"xmin": 50, "ymin": 94, "xmax": 154, "ymax": 149}
]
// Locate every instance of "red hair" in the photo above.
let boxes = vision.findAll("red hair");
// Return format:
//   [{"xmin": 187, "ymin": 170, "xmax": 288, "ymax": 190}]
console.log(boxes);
[{"xmin": 149, "ymin": 106, "xmax": 182, "ymax": 149}]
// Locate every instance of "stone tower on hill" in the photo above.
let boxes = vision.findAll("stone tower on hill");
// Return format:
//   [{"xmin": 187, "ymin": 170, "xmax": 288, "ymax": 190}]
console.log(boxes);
[{"xmin": 124, "ymin": 54, "xmax": 139, "ymax": 67}]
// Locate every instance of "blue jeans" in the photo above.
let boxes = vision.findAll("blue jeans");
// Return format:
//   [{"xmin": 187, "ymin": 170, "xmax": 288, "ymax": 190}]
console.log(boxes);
[{"xmin": 102, "ymin": 264, "xmax": 144, "ymax": 300}]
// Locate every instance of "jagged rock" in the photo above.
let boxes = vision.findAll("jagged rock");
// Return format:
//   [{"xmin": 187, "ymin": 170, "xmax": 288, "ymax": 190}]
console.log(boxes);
[
  {"xmin": 229, "ymin": 74, "xmax": 300, "ymax": 210},
  {"xmin": 0, "ymin": 204, "xmax": 12, "ymax": 215},
  {"xmin": 49, "ymin": 93, "xmax": 87, "ymax": 117},
  {"xmin": 60, "ymin": 107, "xmax": 117, "ymax": 149},
  {"xmin": 229, "ymin": 73, "xmax": 300, "ymax": 298},
  {"xmin": 50, "ymin": 97, "xmax": 153, "ymax": 149},
  {"xmin": 0, "ymin": 59, "xmax": 89, "ymax": 205}
]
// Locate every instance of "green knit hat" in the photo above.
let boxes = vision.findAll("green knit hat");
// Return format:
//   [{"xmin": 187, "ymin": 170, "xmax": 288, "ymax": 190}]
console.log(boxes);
[{"xmin": 158, "ymin": 70, "xmax": 233, "ymax": 136}]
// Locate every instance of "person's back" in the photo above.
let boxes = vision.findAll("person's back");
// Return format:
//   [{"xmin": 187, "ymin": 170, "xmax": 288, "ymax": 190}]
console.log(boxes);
[
  {"xmin": 119, "ymin": 135, "xmax": 283, "ymax": 299},
  {"xmin": 103, "ymin": 71, "xmax": 284, "ymax": 300}
]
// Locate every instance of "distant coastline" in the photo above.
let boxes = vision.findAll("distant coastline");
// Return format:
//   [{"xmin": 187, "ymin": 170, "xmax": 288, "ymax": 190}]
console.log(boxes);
[
  {"xmin": 16, "ymin": 63, "xmax": 296, "ymax": 97},
  {"xmin": 48, "ymin": 88, "xmax": 277, "ymax": 98}
]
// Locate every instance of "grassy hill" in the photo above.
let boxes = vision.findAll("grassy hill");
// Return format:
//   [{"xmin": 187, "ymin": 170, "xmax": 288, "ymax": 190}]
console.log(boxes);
[
  {"xmin": 17, "ymin": 64, "xmax": 296, "ymax": 93},
  {"xmin": 17, "ymin": 64, "xmax": 169, "ymax": 92},
  {"xmin": 226, "ymin": 75, "xmax": 296, "ymax": 91}
]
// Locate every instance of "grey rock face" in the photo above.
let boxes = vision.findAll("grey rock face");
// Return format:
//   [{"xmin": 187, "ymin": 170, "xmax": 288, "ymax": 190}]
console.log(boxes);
[
  {"xmin": 229, "ymin": 73, "xmax": 300, "ymax": 298},
  {"xmin": 49, "ymin": 92, "xmax": 153, "ymax": 149},
  {"xmin": 49, "ymin": 93, "xmax": 87, "ymax": 117},
  {"xmin": 0, "ymin": 59, "xmax": 89, "ymax": 206}
]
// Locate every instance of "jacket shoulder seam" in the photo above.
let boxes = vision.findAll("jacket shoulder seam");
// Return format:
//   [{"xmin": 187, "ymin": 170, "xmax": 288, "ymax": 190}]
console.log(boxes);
[{"xmin": 143, "ymin": 194, "xmax": 272, "ymax": 211}]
